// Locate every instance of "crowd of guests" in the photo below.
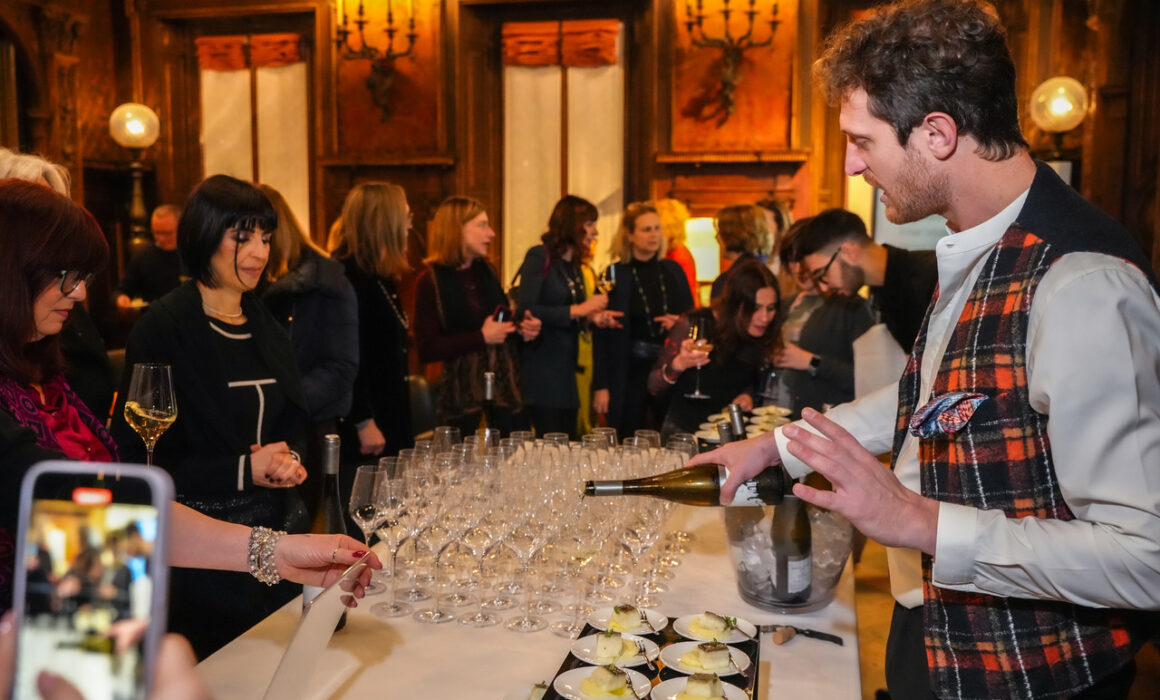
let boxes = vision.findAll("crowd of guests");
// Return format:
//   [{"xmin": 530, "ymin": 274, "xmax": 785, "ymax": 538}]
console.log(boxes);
[{"xmin": 1, "ymin": 142, "xmax": 896, "ymax": 668}]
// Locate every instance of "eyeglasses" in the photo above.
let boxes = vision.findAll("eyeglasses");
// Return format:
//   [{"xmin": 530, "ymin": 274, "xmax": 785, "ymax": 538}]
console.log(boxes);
[
  {"xmin": 808, "ymin": 248, "xmax": 842, "ymax": 287},
  {"xmin": 58, "ymin": 270, "xmax": 95, "ymax": 295}
]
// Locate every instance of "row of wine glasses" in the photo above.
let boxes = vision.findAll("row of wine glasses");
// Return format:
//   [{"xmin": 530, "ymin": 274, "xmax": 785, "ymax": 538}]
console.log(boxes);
[{"xmin": 340, "ymin": 427, "xmax": 702, "ymax": 637}]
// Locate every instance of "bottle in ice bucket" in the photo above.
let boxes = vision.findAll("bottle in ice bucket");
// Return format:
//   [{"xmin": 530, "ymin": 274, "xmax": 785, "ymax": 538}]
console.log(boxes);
[
  {"xmin": 303, "ymin": 434, "xmax": 347, "ymax": 630},
  {"xmin": 770, "ymin": 490, "xmax": 812, "ymax": 603}
]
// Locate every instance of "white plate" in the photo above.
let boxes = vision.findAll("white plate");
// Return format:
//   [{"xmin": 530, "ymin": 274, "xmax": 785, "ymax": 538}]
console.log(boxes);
[
  {"xmin": 698, "ymin": 422, "xmax": 718, "ymax": 431},
  {"xmin": 650, "ymin": 677, "xmax": 748, "ymax": 700},
  {"xmin": 552, "ymin": 667, "xmax": 651, "ymax": 700},
  {"xmin": 503, "ymin": 684, "xmax": 548, "ymax": 700},
  {"xmin": 744, "ymin": 426, "xmax": 768, "ymax": 437},
  {"xmin": 672, "ymin": 614, "xmax": 757, "ymax": 643},
  {"xmin": 587, "ymin": 606, "xmax": 668, "ymax": 635},
  {"xmin": 705, "ymin": 411, "xmax": 729, "ymax": 422},
  {"xmin": 571, "ymin": 633, "xmax": 660, "ymax": 668},
  {"xmin": 694, "ymin": 430, "xmax": 720, "ymax": 443},
  {"xmin": 751, "ymin": 405, "xmax": 792, "ymax": 417},
  {"xmin": 658, "ymin": 641, "xmax": 750, "ymax": 676}
]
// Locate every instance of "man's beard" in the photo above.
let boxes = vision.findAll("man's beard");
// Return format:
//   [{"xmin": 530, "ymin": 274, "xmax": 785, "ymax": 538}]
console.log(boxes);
[
  {"xmin": 880, "ymin": 147, "xmax": 950, "ymax": 225},
  {"xmin": 836, "ymin": 257, "xmax": 865, "ymax": 295}
]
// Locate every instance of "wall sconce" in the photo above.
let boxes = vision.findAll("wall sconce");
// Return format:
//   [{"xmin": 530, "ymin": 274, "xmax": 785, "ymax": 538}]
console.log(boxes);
[
  {"xmin": 334, "ymin": 0, "xmax": 418, "ymax": 121},
  {"xmin": 684, "ymin": 0, "xmax": 780, "ymax": 126},
  {"xmin": 1029, "ymin": 76, "xmax": 1087, "ymax": 184},
  {"xmin": 109, "ymin": 103, "xmax": 160, "ymax": 253}
]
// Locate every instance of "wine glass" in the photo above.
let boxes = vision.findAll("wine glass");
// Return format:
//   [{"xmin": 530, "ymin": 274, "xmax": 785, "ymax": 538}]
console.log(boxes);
[
  {"xmin": 684, "ymin": 318, "xmax": 712, "ymax": 400},
  {"xmin": 348, "ymin": 464, "xmax": 387, "ymax": 596},
  {"xmin": 124, "ymin": 363, "xmax": 177, "ymax": 466},
  {"xmin": 371, "ymin": 476, "xmax": 415, "ymax": 618},
  {"xmin": 596, "ymin": 265, "xmax": 617, "ymax": 295}
]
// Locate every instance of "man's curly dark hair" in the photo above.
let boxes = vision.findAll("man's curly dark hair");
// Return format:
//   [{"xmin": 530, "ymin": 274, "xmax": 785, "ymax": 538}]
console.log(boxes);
[{"xmin": 814, "ymin": 0, "xmax": 1028, "ymax": 161}]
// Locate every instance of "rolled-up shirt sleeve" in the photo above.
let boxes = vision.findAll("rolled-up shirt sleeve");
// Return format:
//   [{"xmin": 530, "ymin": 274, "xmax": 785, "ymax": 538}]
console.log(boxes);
[{"xmin": 932, "ymin": 254, "xmax": 1160, "ymax": 610}]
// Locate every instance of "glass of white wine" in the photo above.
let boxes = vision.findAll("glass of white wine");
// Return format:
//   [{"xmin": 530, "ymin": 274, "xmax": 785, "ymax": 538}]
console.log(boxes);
[
  {"xmin": 124, "ymin": 363, "xmax": 177, "ymax": 466},
  {"xmin": 684, "ymin": 318, "xmax": 713, "ymax": 400}
]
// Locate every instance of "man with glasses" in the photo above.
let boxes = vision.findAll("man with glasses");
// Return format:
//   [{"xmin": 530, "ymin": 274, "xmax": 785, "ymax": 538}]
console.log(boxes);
[
  {"xmin": 693, "ymin": 1, "xmax": 1160, "ymax": 698},
  {"xmin": 792, "ymin": 208, "xmax": 936, "ymax": 353}
]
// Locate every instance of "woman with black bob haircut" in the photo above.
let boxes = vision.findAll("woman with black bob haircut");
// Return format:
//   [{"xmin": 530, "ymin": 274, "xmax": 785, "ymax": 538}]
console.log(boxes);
[
  {"xmin": 112, "ymin": 174, "xmax": 313, "ymax": 659},
  {"xmin": 647, "ymin": 259, "xmax": 781, "ymax": 438}
]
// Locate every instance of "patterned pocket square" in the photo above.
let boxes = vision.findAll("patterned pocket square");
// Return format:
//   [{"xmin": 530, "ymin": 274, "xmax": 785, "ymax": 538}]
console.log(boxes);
[{"xmin": 909, "ymin": 391, "xmax": 988, "ymax": 438}]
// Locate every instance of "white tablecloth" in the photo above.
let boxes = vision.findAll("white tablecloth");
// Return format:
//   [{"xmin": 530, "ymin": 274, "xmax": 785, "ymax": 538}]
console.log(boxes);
[{"xmin": 198, "ymin": 506, "xmax": 862, "ymax": 699}]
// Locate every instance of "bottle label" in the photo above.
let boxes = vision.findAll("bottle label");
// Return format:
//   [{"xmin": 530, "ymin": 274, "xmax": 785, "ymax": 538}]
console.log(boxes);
[
  {"xmin": 785, "ymin": 555, "xmax": 811, "ymax": 595},
  {"xmin": 731, "ymin": 478, "xmax": 769, "ymax": 506}
]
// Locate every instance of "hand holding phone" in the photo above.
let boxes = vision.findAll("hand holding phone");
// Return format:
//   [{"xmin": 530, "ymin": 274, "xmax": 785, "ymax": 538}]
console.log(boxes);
[{"xmin": 11, "ymin": 462, "xmax": 173, "ymax": 700}]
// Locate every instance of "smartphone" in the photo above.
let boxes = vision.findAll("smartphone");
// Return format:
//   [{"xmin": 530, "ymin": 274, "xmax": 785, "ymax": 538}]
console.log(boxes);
[
  {"xmin": 11, "ymin": 461, "xmax": 173, "ymax": 700},
  {"xmin": 493, "ymin": 306, "xmax": 511, "ymax": 323}
]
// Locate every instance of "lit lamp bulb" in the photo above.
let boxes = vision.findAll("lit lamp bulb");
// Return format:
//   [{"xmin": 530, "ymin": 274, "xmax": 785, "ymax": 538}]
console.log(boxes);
[
  {"xmin": 108, "ymin": 103, "xmax": 160, "ymax": 151},
  {"xmin": 1029, "ymin": 76, "xmax": 1087, "ymax": 135},
  {"xmin": 1028, "ymin": 76, "xmax": 1087, "ymax": 183}
]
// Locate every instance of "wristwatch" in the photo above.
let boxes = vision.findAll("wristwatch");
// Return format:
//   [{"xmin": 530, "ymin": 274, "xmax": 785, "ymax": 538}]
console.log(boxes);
[{"xmin": 808, "ymin": 355, "xmax": 821, "ymax": 377}]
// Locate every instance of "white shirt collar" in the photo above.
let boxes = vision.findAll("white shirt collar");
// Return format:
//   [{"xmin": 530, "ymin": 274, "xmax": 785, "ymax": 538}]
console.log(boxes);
[{"xmin": 936, "ymin": 187, "xmax": 1031, "ymax": 257}]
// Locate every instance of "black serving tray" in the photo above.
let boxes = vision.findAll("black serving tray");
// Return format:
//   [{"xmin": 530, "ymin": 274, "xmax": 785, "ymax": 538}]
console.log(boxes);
[{"xmin": 541, "ymin": 619, "xmax": 760, "ymax": 699}]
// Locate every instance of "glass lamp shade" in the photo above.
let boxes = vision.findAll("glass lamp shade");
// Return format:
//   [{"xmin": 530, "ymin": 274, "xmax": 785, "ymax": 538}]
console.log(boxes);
[
  {"xmin": 1029, "ymin": 77, "xmax": 1087, "ymax": 134},
  {"xmin": 109, "ymin": 103, "xmax": 160, "ymax": 150}
]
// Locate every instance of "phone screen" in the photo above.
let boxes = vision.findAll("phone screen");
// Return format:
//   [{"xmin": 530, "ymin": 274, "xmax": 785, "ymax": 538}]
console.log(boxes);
[{"xmin": 14, "ymin": 469, "xmax": 167, "ymax": 700}]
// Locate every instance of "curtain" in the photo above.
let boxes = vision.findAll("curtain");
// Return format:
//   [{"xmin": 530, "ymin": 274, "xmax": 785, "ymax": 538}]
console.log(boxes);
[
  {"xmin": 196, "ymin": 34, "xmax": 310, "ymax": 233},
  {"xmin": 501, "ymin": 20, "xmax": 624, "ymax": 282}
]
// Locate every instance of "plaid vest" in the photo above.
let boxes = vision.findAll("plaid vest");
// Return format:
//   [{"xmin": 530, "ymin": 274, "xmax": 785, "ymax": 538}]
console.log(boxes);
[{"xmin": 892, "ymin": 226, "xmax": 1148, "ymax": 699}]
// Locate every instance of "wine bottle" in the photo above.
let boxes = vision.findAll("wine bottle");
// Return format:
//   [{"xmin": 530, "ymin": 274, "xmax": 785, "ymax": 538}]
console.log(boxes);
[
  {"xmin": 303, "ymin": 434, "xmax": 347, "ymax": 629},
  {"xmin": 770, "ymin": 493, "xmax": 812, "ymax": 603},
  {"xmin": 481, "ymin": 371, "xmax": 495, "ymax": 430},
  {"xmin": 584, "ymin": 462, "xmax": 789, "ymax": 507}
]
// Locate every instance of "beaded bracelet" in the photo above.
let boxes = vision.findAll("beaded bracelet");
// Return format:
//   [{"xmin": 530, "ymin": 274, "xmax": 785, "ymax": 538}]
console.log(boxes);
[{"xmin": 248, "ymin": 526, "xmax": 286, "ymax": 586}]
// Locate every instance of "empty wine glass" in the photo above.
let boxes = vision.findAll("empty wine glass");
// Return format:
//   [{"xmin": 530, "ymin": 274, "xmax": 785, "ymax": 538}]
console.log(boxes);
[
  {"xmin": 505, "ymin": 520, "xmax": 547, "ymax": 632},
  {"xmin": 348, "ymin": 464, "xmax": 387, "ymax": 596},
  {"xmin": 123, "ymin": 363, "xmax": 177, "ymax": 466},
  {"xmin": 433, "ymin": 425, "xmax": 462, "ymax": 453},
  {"xmin": 371, "ymin": 476, "xmax": 415, "ymax": 618}
]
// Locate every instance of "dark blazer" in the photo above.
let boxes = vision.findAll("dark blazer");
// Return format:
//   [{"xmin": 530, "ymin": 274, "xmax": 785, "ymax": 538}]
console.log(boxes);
[
  {"xmin": 261, "ymin": 249, "xmax": 359, "ymax": 422},
  {"xmin": 593, "ymin": 257, "xmax": 694, "ymax": 430},
  {"xmin": 111, "ymin": 281, "xmax": 309, "ymax": 497},
  {"xmin": 338, "ymin": 257, "xmax": 412, "ymax": 456},
  {"xmin": 872, "ymin": 245, "xmax": 938, "ymax": 351},
  {"xmin": 782, "ymin": 294, "xmax": 874, "ymax": 414},
  {"xmin": 516, "ymin": 245, "xmax": 583, "ymax": 410}
]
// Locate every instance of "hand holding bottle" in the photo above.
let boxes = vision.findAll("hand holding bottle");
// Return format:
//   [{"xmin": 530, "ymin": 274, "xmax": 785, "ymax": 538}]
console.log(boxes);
[
  {"xmin": 782, "ymin": 408, "xmax": 939, "ymax": 554},
  {"xmin": 685, "ymin": 431, "xmax": 783, "ymax": 504}
]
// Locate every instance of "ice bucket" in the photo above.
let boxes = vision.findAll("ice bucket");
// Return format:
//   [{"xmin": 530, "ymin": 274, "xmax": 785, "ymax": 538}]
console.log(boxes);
[{"xmin": 723, "ymin": 501, "xmax": 854, "ymax": 613}]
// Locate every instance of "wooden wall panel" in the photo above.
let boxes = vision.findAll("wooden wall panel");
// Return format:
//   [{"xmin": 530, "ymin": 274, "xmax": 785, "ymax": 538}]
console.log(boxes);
[{"xmin": 334, "ymin": 1, "xmax": 443, "ymax": 155}]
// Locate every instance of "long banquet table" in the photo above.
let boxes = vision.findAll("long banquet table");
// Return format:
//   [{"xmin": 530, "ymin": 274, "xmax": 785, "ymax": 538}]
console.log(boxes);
[{"xmin": 198, "ymin": 505, "xmax": 862, "ymax": 699}]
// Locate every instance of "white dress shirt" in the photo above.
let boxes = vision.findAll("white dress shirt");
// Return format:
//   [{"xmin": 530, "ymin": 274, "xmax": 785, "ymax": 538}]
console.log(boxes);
[{"xmin": 775, "ymin": 189, "xmax": 1160, "ymax": 611}]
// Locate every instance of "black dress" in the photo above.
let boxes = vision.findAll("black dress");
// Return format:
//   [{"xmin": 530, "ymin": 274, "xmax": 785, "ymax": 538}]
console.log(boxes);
[
  {"xmin": 593, "ymin": 257, "xmax": 694, "ymax": 436},
  {"xmin": 112, "ymin": 281, "xmax": 310, "ymax": 659}
]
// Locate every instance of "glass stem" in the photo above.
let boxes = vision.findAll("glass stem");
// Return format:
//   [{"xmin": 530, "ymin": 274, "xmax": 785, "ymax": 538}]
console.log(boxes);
[{"xmin": 388, "ymin": 547, "xmax": 400, "ymax": 607}]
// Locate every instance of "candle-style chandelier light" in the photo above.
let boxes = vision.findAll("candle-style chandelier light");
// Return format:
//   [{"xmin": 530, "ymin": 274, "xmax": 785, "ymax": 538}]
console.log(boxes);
[
  {"xmin": 334, "ymin": 0, "xmax": 418, "ymax": 120},
  {"xmin": 684, "ymin": 0, "xmax": 781, "ymax": 126}
]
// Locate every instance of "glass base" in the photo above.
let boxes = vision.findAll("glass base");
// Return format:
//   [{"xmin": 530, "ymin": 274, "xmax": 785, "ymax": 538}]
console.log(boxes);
[
  {"xmin": 370, "ymin": 600, "xmax": 412, "ymax": 618},
  {"xmin": 440, "ymin": 592, "xmax": 474, "ymax": 608},
  {"xmin": 413, "ymin": 608, "xmax": 456, "ymax": 624},
  {"xmin": 550, "ymin": 620, "xmax": 584, "ymax": 638},
  {"xmin": 482, "ymin": 595, "xmax": 517, "ymax": 611},
  {"xmin": 529, "ymin": 599, "xmax": 558, "ymax": 615},
  {"xmin": 363, "ymin": 580, "xmax": 389, "ymax": 596},
  {"xmin": 506, "ymin": 614, "xmax": 547, "ymax": 633},
  {"xmin": 399, "ymin": 586, "xmax": 431, "ymax": 602},
  {"xmin": 458, "ymin": 611, "xmax": 500, "ymax": 628}
]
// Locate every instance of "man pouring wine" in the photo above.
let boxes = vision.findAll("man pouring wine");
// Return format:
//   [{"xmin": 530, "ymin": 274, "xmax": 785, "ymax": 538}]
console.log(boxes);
[{"xmin": 689, "ymin": 1, "xmax": 1160, "ymax": 699}]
